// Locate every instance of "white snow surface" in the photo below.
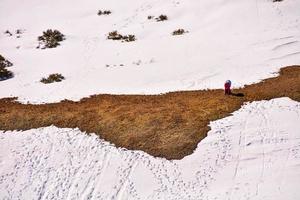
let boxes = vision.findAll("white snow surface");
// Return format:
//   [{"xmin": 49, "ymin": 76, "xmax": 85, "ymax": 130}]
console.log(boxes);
[
  {"xmin": 0, "ymin": 0, "xmax": 300, "ymax": 103},
  {"xmin": 1, "ymin": 97, "xmax": 300, "ymax": 199}
]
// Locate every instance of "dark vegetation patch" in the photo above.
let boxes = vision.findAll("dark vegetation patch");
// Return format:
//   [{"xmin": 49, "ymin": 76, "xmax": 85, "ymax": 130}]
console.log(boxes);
[
  {"xmin": 40, "ymin": 73, "xmax": 65, "ymax": 84},
  {"xmin": 98, "ymin": 10, "xmax": 112, "ymax": 15},
  {"xmin": 147, "ymin": 15, "xmax": 168, "ymax": 22},
  {"xmin": 172, "ymin": 29, "xmax": 187, "ymax": 36},
  {"xmin": 155, "ymin": 15, "xmax": 168, "ymax": 22},
  {"xmin": 15, "ymin": 29, "xmax": 25, "ymax": 38},
  {"xmin": 16, "ymin": 29, "xmax": 23, "ymax": 34},
  {"xmin": 0, "ymin": 66, "xmax": 13, "ymax": 81},
  {"xmin": 107, "ymin": 31, "xmax": 136, "ymax": 42},
  {"xmin": 4, "ymin": 29, "xmax": 25, "ymax": 38},
  {"xmin": 0, "ymin": 66, "xmax": 299, "ymax": 159},
  {"xmin": 4, "ymin": 30, "xmax": 13, "ymax": 37},
  {"xmin": 0, "ymin": 54, "xmax": 13, "ymax": 68},
  {"xmin": 37, "ymin": 29, "xmax": 65, "ymax": 49},
  {"xmin": 0, "ymin": 55, "xmax": 13, "ymax": 81},
  {"xmin": 147, "ymin": 15, "xmax": 154, "ymax": 20}
]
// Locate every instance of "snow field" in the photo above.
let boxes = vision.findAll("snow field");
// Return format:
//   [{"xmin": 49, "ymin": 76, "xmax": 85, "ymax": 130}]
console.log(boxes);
[
  {"xmin": 0, "ymin": 0, "xmax": 300, "ymax": 103},
  {"xmin": 1, "ymin": 0, "xmax": 300, "ymax": 199},
  {"xmin": 1, "ymin": 97, "xmax": 300, "ymax": 199}
]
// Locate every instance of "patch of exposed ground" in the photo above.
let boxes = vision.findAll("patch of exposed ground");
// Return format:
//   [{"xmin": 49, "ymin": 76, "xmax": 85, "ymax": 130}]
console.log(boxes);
[{"xmin": 0, "ymin": 66, "xmax": 299, "ymax": 159}]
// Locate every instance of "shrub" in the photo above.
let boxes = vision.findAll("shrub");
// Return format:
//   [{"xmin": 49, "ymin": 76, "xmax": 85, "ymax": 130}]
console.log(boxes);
[
  {"xmin": 0, "ymin": 66, "xmax": 13, "ymax": 81},
  {"xmin": 40, "ymin": 73, "xmax": 65, "ymax": 84},
  {"xmin": 37, "ymin": 29, "xmax": 65, "ymax": 49},
  {"xmin": 98, "ymin": 10, "xmax": 112, "ymax": 15},
  {"xmin": 273, "ymin": 0, "xmax": 283, "ymax": 2},
  {"xmin": 16, "ymin": 29, "xmax": 24, "ymax": 34},
  {"xmin": 4, "ymin": 30, "xmax": 12, "ymax": 36},
  {"xmin": 0, "ymin": 54, "xmax": 13, "ymax": 68},
  {"xmin": 107, "ymin": 31, "xmax": 136, "ymax": 42},
  {"xmin": 172, "ymin": 29, "xmax": 187, "ymax": 36},
  {"xmin": 147, "ymin": 15, "xmax": 154, "ymax": 20},
  {"xmin": 107, "ymin": 31, "xmax": 123, "ymax": 40},
  {"xmin": 122, "ymin": 34, "xmax": 136, "ymax": 42},
  {"xmin": 156, "ymin": 15, "xmax": 168, "ymax": 22}
]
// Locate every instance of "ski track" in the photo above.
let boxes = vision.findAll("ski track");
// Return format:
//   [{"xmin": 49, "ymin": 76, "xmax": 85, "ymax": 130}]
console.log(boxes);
[{"xmin": 0, "ymin": 98, "xmax": 300, "ymax": 199}]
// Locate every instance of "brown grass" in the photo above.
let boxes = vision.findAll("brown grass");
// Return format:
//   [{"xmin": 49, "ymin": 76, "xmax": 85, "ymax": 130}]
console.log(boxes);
[{"xmin": 0, "ymin": 66, "xmax": 299, "ymax": 159}]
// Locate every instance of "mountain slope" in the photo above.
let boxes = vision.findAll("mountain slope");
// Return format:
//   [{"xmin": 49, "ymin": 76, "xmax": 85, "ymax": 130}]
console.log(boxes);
[
  {"xmin": 1, "ymin": 98, "xmax": 300, "ymax": 199},
  {"xmin": 0, "ymin": 0, "xmax": 300, "ymax": 103}
]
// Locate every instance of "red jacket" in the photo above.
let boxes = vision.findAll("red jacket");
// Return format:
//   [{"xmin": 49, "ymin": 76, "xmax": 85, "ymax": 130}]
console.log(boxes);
[{"xmin": 224, "ymin": 83, "xmax": 231, "ymax": 89}]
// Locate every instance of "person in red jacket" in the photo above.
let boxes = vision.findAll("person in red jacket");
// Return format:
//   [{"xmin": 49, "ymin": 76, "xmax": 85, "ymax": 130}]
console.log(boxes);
[{"xmin": 224, "ymin": 80, "xmax": 231, "ymax": 95}]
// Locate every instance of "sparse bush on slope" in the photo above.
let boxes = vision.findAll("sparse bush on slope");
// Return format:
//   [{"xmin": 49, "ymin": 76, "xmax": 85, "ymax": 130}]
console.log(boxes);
[
  {"xmin": 4, "ymin": 30, "xmax": 13, "ymax": 36},
  {"xmin": 122, "ymin": 34, "xmax": 136, "ymax": 42},
  {"xmin": 172, "ymin": 29, "xmax": 187, "ymax": 36},
  {"xmin": 156, "ymin": 15, "xmax": 168, "ymax": 22},
  {"xmin": 98, "ymin": 10, "xmax": 112, "ymax": 15},
  {"xmin": 37, "ymin": 29, "xmax": 65, "ymax": 49},
  {"xmin": 107, "ymin": 31, "xmax": 136, "ymax": 42},
  {"xmin": 0, "ymin": 54, "xmax": 13, "ymax": 81},
  {"xmin": 0, "ymin": 66, "xmax": 13, "ymax": 81},
  {"xmin": 0, "ymin": 54, "xmax": 13, "ymax": 68},
  {"xmin": 107, "ymin": 31, "xmax": 123, "ymax": 40},
  {"xmin": 147, "ymin": 14, "xmax": 168, "ymax": 22},
  {"xmin": 147, "ymin": 15, "xmax": 154, "ymax": 20},
  {"xmin": 4, "ymin": 29, "xmax": 25, "ymax": 38},
  {"xmin": 41, "ymin": 73, "xmax": 65, "ymax": 84}
]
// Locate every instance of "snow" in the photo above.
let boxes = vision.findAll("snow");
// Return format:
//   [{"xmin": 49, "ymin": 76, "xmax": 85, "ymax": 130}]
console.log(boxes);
[
  {"xmin": 1, "ymin": 97, "xmax": 300, "ymax": 199},
  {"xmin": 1, "ymin": 0, "xmax": 300, "ymax": 103},
  {"xmin": 1, "ymin": 0, "xmax": 300, "ymax": 198}
]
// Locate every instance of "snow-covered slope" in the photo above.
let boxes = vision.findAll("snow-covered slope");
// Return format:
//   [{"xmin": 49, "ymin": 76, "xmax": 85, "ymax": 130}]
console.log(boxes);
[
  {"xmin": 1, "ymin": 98, "xmax": 300, "ymax": 199},
  {"xmin": 1, "ymin": 1, "xmax": 299, "ymax": 199},
  {"xmin": 0, "ymin": 0, "xmax": 300, "ymax": 103}
]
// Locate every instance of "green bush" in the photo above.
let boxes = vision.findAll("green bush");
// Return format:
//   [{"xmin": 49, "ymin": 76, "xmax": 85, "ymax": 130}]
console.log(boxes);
[
  {"xmin": 38, "ymin": 29, "xmax": 65, "ymax": 49},
  {"xmin": 41, "ymin": 73, "xmax": 65, "ymax": 84}
]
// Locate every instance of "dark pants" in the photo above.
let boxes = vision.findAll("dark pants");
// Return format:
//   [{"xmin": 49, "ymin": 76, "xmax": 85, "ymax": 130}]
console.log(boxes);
[{"xmin": 225, "ymin": 88, "xmax": 231, "ymax": 95}]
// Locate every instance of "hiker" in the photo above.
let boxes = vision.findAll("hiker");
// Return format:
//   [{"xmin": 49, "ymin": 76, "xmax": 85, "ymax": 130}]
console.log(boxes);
[{"xmin": 224, "ymin": 80, "xmax": 231, "ymax": 95}]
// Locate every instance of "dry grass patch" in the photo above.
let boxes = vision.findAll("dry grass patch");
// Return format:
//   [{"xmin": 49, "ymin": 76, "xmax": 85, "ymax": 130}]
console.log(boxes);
[{"xmin": 0, "ymin": 66, "xmax": 299, "ymax": 159}]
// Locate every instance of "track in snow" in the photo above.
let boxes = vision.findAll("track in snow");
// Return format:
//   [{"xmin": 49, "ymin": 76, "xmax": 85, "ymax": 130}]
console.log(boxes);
[
  {"xmin": 1, "ymin": 0, "xmax": 300, "ymax": 103},
  {"xmin": 0, "ymin": 98, "xmax": 300, "ymax": 199}
]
